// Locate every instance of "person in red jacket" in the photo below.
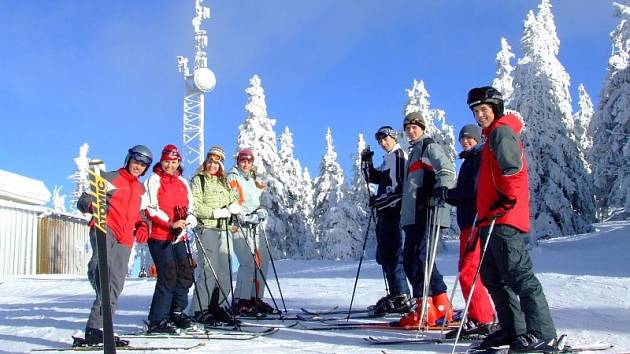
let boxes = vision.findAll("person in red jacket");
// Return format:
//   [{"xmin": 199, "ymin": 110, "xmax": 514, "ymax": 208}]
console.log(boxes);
[
  {"xmin": 77, "ymin": 145, "xmax": 153, "ymax": 346},
  {"xmin": 143, "ymin": 144, "xmax": 195, "ymax": 334},
  {"xmin": 467, "ymin": 87, "xmax": 557, "ymax": 352}
]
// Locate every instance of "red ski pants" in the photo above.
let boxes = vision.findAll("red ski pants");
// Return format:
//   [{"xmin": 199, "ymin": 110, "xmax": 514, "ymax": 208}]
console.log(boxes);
[{"xmin": 459, "ymin": 227, "xmax": 495, "ymax": 324}]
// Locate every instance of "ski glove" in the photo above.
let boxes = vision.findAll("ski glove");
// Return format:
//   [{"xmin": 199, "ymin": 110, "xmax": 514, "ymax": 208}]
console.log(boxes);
[
  {"xmin": 134, "ymin": 221, "xmax": 150, "ymax": 244},
  {"xmin": 227, "ymin": 203, "xmax": 243, "ymax": 215},
  {"xmin": 432, "ymin": 186, "xmax": 449, "ymax": 207},
  {"xmin": 488, "ymin": 195, "xmax": 516, "ymax": 219},
  {"xmin": 213, "ymin": 208, "xmax": 231, "ymax": 219},
  {"xmin": 241, "ymin": 213, "xmax": 260, "ymax": 225},
  {"xmin": 360, "ymin": 147, "xmax": 374, "ymax": 162},
  {"xmin": 255, "ymin": 208, "xmax": 268, "ymax": 221},
  {"xmin": 185, "ymin": 214, "xmax": 198, "ymax": 228}
]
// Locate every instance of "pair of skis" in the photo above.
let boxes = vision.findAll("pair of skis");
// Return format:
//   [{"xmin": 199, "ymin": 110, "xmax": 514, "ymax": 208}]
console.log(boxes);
[
  {"xmin": 32, "ymin": 342, "xmax": 206, "ymax": 352},
  {"xmin": 366, "ymin": 334, "xmax": 613, "ymax": 353}
]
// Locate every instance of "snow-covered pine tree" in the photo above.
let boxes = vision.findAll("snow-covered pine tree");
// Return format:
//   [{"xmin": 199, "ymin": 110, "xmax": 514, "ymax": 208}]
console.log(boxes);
[
  {"xmin": 589, "ymin": 1, "xmax": 630, "ymax": 220},
  {"xmin": 492, "ymin": 37, "xmax": 516, "ymax": 104},
  {"xmin": 403, "ymin": 79, "xmax": 458, "ymax": 238},
  {"xmin": 510, "ymin": 0, "xmax": 595, "ymax": 238},
  {"xmin": 301, "ymin": 167, "xmax": 318, "ymax": 259},
  {"xmin": 67, "ymin": 143, "xmax": 91, "ymax": 213},
  {"xmin": 277, "ymin": 126, "xmax": 317, "ymax": 259},
  {"xmin": 313, "ymin": 128, "xmax": 362, "ymax": 260},
  {"xmin": 347, "ymin": 134, "xmax": 377, "ymax": 258},
  {"xmin": 235, "ymin": 74, "xmax": 288, "ymax": 257},
  {"xmin": 573, "ymin": 84, "xmax": 594, "ymax": 159}
]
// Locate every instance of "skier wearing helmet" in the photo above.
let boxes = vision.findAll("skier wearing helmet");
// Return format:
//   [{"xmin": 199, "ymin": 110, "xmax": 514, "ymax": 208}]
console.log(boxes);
[
  {"xmin": 143, "ymin": 144, "xmax": 196, "ymax": 334},
  {"xmin": 227, "ymin": 148, "xmax": 274, "ymax": 317},
  {"xmin": 467, "ymin": 86, "xmax": 557, "ymax": 352},
  {"xmin": 77, "ymin": 145, "xmax": 153, "ymax": 347}
]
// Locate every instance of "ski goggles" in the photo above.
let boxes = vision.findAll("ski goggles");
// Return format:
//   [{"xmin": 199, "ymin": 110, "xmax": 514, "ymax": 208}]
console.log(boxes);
[
  {"xmin": 129, "ymin": 152, "xmax": 152, "ymax": 165},
  {"xmin": 207, "ymin": 154, "xmax": 224, "ymax": 163},
  {"xmin": 237, "ymin": 153, "xmax": 254, "ymax": 162},
  {"xmin": 374, "ymin": 126, "xmax": 396, "ymax": 141},
  {"xmin": 161, "ymin": 148, "xmax": 181, "ymax": 161}
]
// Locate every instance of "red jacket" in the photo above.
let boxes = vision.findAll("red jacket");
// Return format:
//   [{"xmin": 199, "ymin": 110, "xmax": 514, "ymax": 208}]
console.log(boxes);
[
  {"xmin": 477, "ymin": 113, "xmax": 530, "ymax": 232},
  {"xmin": 77, "ymin": 168, "xmax": 145, "ymax": 247},
  {"xmin": 143, "ymin": 165, "xmax": 193, "ymax": 241}
]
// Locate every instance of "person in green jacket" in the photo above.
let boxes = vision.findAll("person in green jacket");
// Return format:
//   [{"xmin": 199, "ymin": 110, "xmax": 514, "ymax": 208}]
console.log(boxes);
[{"xmin": 190, "ymin": 146, "xmax": 241, "ymax": 325}]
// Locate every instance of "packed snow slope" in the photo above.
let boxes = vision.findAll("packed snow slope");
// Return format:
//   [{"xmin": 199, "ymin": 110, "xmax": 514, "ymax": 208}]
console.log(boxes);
[{"xmin": 0, "ymin": 221, "xmax": 628, "ymax": 353}]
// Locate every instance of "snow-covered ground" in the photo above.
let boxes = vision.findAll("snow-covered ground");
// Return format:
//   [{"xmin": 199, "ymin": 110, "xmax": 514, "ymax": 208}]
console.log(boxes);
[{"xmin": 1, "ymin": 221, "xmax": 628, "ymax": 353}]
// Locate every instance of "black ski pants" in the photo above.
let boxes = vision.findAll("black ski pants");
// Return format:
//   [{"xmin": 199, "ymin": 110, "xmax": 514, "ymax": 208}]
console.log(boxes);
[
  {"xmin": 479, "ymin": 224, "xmax": 557, "ymax": 342},
  {"xmin": 376, "ymin": 211, "xmax": 409, "ymax": 296}
]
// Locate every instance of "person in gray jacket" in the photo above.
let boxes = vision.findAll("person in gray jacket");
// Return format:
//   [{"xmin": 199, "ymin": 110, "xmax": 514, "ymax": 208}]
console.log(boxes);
[{"xmin": 397, "ymin": 111, "xmax": 456, "ymax": 327}]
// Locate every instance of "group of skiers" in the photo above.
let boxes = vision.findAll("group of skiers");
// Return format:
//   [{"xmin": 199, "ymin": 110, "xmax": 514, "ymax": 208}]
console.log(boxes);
[
  {"xmin": 77, "ymin": 144, "xmax": 274, "ymax": 345},
  {"xmin": 77, "ymin": 85, "xmax": 558, "ymax": 353},
  {"xmin": 363, "ymin": 86, "xmax": 557, "ymax": 352}
]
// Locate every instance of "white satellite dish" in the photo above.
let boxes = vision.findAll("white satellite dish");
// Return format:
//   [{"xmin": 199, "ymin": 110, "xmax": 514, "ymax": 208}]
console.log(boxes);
[{"xmin": 193, "ymin": 67, "xmax": 216, "ymax": 92}]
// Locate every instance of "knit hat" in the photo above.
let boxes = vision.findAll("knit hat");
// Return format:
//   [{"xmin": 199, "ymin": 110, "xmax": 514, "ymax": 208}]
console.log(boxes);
[
  {"xmin": 458, "ymin": 124, "xmax": 482, "ymax": 143},
  {"xmin": 237, "ymin": 148, "xmax": 255, "ymax": 162},
  {"xmin": 160, "ymin": 144, "xmax": 181, "ymax": 161},
  {"xmin": 403, "ymin": 112, "xmax": 426, "ymax": 130},
  {"xmin": 207, "ymin": 146, "xmax": 225, "ymax": 162}
]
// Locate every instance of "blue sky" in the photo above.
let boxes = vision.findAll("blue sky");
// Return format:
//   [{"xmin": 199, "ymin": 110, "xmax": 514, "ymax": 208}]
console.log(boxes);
[{"xmin": 0, "ymin": 1, "xmax": 615, "ymax": 206}]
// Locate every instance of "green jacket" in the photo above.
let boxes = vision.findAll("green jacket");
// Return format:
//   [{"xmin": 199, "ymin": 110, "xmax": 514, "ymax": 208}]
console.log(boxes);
[{"xmin": 190, "ymin": 173, "xmax": 237, "ymax": 229}]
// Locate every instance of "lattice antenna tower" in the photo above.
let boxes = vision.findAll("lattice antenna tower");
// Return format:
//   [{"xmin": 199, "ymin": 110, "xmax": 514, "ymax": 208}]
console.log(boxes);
[{"xmin": 177, "ymin": 0, "xmax": 216, "ymax": 171}]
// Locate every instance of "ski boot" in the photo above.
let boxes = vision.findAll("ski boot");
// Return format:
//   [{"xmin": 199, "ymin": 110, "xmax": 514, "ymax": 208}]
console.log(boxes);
[
  {"xmin": 432, "ymin": 292, "xmax": 454, "ymax": 324},
  {"xmin": 80, "ymin": 327, "xmax": 129, "ymax": 347},
  {"xmin": 445, "ymin": 320, "xmax": 495, "ymax": 339},
  {"xmin": 395, "ymin": 297, "xmax": 438, "ymax": 327},
  {"xmin": 371, "ymin": 294, "xmax": 412, "ymax": 316},
  {"xmin": 147, "ymin": 318, "xmax": 179, "ymax": 335},
  {"xmin": 510, "ymin": 333, "xmax": 558, "ymax": 353},
  {"xmin": 194, "ymin": 310, "xmax": 216, "ymax": 325},
  {"xmin": 253, "ymin": 298, "xmax": 276, "ymax": 314},
  {"xmin": 212, "ymin": 305, "xmax": 241, "ymax": 326},
  {"xmin": 170, "ymin": 311, "xmax": 192, "ymax": 329}
]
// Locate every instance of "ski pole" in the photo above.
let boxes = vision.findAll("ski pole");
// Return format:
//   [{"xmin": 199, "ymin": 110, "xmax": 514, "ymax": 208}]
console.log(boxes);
[
  {"xmin": 190, "ymin": 227, "xmax": 233, "ymax": 316},
  {"xmin": 417, "ymin": 206, "xmax": 434, "ymax": 333},
  {"xmin": 360, "ymin": 159, "xmax": 389, "ymax": 297},
  {"xmin": 225, "ymin": 218, "xmax": 236, "ymax": 310},
  {"xmin": 423, "ymin": 204, "xmax": 443, "ymax": 329},
  {"xmin": 259, "ymin": 223, "xmax": 288, "ymax": 314},
  {"xmin": 347, "ymin": 208, "xmax": 374, "ymax": 321},
  {"xmin": 450, "ymin": 218, "xmax": 497, "ymax": 354},
  {"xmin": 440, "ymin": 214, "xmax": 478, "ymax": 336},
  {"xmin": 185, "ymin": 232, "xmax": 216, "ymax": 337},
  {"xmin": 234, "ymin": 220, "xmax": 281, "ymax": 316}
]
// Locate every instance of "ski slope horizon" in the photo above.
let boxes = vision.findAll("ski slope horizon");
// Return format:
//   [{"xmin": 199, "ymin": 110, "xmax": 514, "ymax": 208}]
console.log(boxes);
[{"xmin": 0, "ymin": 220, "xmax": 628, "ymax": 353}]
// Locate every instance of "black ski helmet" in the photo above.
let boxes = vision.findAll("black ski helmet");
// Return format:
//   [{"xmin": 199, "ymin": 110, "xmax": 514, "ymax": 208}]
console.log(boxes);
[
  {"xmin": 125, "ymin": 145, "xmax": 153, "ymax": 176},
  {"xmin": 467, "ymin": 86, "xmax": 504, "ymax": 117}
]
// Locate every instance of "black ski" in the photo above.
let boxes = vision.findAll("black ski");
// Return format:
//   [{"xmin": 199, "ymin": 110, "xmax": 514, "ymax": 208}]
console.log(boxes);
[
  {"xmin": 32, "ymin": 342, "xmax": 206, "ymax": 352},
  {"xmin": 297, "ymin": 320, "xmax": 457, "ymax": 331},
  {"xmin": 365, "ymin": 335, "xmax": 482, "ymax": 345},
  {"xmin": 465, "ymin": 335, "xmax": 614, "ymax": 354},
  {"xmin": 300, "ymin": 306, "xmax": 367, "ymax": 316}
]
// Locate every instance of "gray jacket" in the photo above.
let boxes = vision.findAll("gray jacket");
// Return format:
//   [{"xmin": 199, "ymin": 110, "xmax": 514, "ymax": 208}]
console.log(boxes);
[{"xmin": 400, "ymin": 135, "xmax": 456, "ymax": 227}]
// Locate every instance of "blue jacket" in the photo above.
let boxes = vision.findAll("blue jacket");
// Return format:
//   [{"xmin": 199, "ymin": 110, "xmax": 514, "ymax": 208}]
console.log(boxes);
[{"xmin": 446, "ymin": 143, "xmax": 483, "ymax": 229}]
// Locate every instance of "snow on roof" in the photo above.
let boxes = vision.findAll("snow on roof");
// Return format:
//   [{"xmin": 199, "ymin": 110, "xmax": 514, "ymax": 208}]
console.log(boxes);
[{"xmin": 0, "ymin": 169, "xmax": 52, "ymax": 206}]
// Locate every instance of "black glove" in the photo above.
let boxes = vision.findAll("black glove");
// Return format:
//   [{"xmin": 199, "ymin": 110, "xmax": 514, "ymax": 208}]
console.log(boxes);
[
  {"xmin": 488, "ymin": 196, "xmax": 516, "ymax": 219},
  {"xmin": 432, "ymin": 186, "xmax": 449, "ymax": 206},
  {"xmin": 360, "ymin": 148, "xmax": 374, "ymax": 162}
]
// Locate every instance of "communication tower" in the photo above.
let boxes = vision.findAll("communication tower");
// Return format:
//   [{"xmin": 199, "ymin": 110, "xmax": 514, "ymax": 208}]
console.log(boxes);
[{"xmin": 177, "ymin": 0, "xmax": 216, "ymax": 169}]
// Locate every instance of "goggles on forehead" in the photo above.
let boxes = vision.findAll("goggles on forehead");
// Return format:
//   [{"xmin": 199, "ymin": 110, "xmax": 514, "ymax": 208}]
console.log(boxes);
[
  {"xmin": 162, "ymin": 149, "xmax": 181, "ymax": 160},
  {"xmin": 129, "ymin": 152, "xmax": 152, "ymax": 165},
  {"xmin": 208, "ymin": 154, "xmax": 223, "ymax": 162},
  {"xmin": 238, "ymin": 154, "xmax": 254, "ymax": 162},
  {"xmin": 375, "ymin": 127, "xmax": 396, "ymax": 141}
]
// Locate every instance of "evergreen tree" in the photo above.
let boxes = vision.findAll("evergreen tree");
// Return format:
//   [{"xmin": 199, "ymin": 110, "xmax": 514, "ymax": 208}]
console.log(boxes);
[
  {"xmin": 51, "ymin": 185, "xmax": 66, "ymax": 212},
  {"xmin": 492, "ymin": 37, "xmax": 516, "ymax": 104},
  {"xmin": 301, "ymin": 167, "xmax": 318, "ymax": 259},
  {"xmin": 510, "ymin": 0, "xmax": 595, "ymax": 237},
  {"xmin": 313, "ymin": 128, "xmax": 362, "ymax": 260},
  {"xmin": 347, "ymin": 134, "xmax": 376, "ymax": 258},
  {"xmin": 573, "ymin": 84, "xmax": 594, "ymax": 158},
  {"xmin": 277, "ymin": 126, "xmax": 316, "ymax": 258},
  {"xmin": 589, "ymin": 1, "xmax": 630, "ymax": 220},
  {"xmin": 67, "ymin": 143, "xmax": 91, "ymax": 213},
  {"xmin": 235, "ymin": 74, "xmax": 288, "ymax": 257}
]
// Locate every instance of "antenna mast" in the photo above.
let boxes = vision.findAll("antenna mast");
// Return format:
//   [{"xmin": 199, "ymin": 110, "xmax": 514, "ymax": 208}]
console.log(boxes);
[{"xmin": 177, "ymin": 0, "xmax": 216, "ymax": 170}]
